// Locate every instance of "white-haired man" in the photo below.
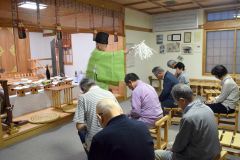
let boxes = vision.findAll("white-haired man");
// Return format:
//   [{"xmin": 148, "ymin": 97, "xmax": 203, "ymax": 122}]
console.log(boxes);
[{"xmin": 155, "ymin": 84, "xmax": 221, "ymax": 160}]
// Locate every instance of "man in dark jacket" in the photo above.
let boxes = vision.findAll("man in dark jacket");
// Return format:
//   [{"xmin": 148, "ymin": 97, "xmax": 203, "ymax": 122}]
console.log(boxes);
[
  {"xmin": 152, "ymin": 66, "xmax": 179, "ymax": 108},
  {"xmin": 88, "ymin": 99, "xmax": 155, "ymax": 160}
]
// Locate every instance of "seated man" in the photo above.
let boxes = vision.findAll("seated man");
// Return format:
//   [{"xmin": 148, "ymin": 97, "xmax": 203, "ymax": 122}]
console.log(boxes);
[
  {"xmin": 206, "ymin": 65, "xmax": 239, "ymax": 114},
  {"xmin": 167, "ymin": 60, "xmax": 177, "ymax": 69},
  {"xmin": 124, "ymin": 73, "xmax": 163, "ymax": 127},
  {"xmin": 88, "ymin": 99, "xmax": 155, "ymax": 160},
  {"xmin": 155, "ymin": 84, "xmax": 220, "ymax": 160},
  {"xmin": 174, "ymin": 62, "xmax": 189, "ymax": 85},
  {"xmin": 73, "ymin": 78, "xmax": 118, "ymax": 150},
  {"xmin": 152, "ymin": 66, "xmax": 179, "ymax": 108}
]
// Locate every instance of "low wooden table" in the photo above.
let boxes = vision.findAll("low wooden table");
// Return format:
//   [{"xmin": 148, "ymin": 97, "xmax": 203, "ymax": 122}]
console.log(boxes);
[{"xmin": 46, "ymin": 85, "xmax": 74, "ymax": 109}]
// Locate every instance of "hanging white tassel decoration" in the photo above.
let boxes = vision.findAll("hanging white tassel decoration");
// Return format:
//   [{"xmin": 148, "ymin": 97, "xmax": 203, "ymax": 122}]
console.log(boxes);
[{"xmin": 127, "ymin": 41, "xmax": 156, "ymax": 60}]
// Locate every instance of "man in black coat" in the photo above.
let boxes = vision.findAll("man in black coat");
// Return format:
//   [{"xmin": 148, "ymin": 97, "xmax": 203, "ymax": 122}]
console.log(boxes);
[{"xmin": 88, "ymin": 99, "xmax": 154, "ymax": 160}]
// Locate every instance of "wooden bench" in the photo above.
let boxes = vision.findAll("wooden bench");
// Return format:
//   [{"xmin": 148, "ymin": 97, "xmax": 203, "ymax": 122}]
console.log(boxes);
[
  {"xmin": 149, "ymin": 76, "xmax": 162, "ymax": 92},
  {"xmin": 215, "ymin": 150, "xmax": 228, "ymax": 160},
  {"xmin": 149, "ymin": 115, "xmax": 169, "ymax": 150},
  {"xmin": 204, "ymin": 89, "xmax": 221, "ymax": 100},
  {"xmin": 218, "ymin": 130, "xmax": 240, "ymax": 155},
  {"xmin": 164, "ymin": 107, "xmax": 182, "ymax": 125},
  {"xmin": 215, "ymin": 104, "xmax": 239, "ymax": 133},
  {"xmin": 190, "ymin": 79, "xmax": 221, "ymax": 96}
]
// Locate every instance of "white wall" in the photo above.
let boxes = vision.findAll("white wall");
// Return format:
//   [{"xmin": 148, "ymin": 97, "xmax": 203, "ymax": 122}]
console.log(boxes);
[
  {"xmin": 29, "ymin": 32, "xmax": 95, "ymax": 77},
  {"xmin": 29, "ymin": 32, "xmax": 54, "ymax": 59},
  {"xmin": 125, "ymin": 9, "xmax": 155, "ymax": 97},
  {"xmin": 125, "ymin": 9, "xmax": 154, "ymax": 83},
  {"xmin": 125, "ymin": 8, "xmax": 215, "ymax": 82},
  {"xmin": 151, "ymin": 9, "xmax": 214, "ymax": 80},
  {"xmin": 152, "ymin": 29, "xmax": 204, "ymax": 79},
  {"xmin": 126, "ymin": 30, "xmax": 155, "ymax": 83},
  {"xmin": 64, "ymin": 33, "xmax": 95, "ymax": 77},
  {"xmin": 29, "ymin": 32, "xmax": 54, "ymax": 71},
  {"xmin": 125, "ymin": 8, "xmax": 152, "ymax": 28}
]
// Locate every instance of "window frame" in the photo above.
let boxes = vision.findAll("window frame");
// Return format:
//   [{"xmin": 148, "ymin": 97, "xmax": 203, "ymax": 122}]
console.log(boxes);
[
  {"xmin": 206, "ymin": 9, "xmax": 239, "ymax": 22},
  {"xmin": 203, "ymin": 28, "xmax": 238, "ymax": 76},
  {"xmin": 202, "ymin": 8, "xmax": 240, "ymax": 76}
]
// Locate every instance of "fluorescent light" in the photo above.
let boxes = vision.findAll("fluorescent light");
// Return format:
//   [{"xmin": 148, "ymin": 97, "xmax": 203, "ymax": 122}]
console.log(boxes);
[{"xmin": 18, "ymin": 1, "xmax": 47, "ymax": 10}]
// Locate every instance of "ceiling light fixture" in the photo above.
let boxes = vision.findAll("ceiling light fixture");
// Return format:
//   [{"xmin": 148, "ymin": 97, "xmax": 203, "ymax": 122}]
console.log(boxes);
[{"xmin": 18, "ymin": 1, "xmax": 47, "ymax": 10}]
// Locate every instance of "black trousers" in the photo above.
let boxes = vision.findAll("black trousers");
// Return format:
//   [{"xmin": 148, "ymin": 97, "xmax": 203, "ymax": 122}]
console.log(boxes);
[
  {"xmin": 207, "ymin": 103, "xmax": 235, "ymax": 114},
  {"xmin": 78, "ymin": 130, "xmax": 86, "ymax": 143}
]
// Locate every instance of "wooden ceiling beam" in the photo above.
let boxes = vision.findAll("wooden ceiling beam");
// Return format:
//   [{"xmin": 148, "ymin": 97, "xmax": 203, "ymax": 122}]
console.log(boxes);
[
  {"xmin": 148, "ymin": 1, "xmax": 173, "ymax": 11},
  {"xmin": 139, "ymin": 6, "xmax": 162, "ymax": 11},
  {"xmin": 150, "ymin": 3, "xmax": 240, "ymax": 14},
  {"xmin": 76, "ymin": 0, "xmax": 124, "ymax": 12},
  {"xmin": 150, "ymin": 6, "xmax": 199, "ymax": 14},
  {"xmin": 123, "ymin": 1, "xmax": 147, "ymax": 7},
  {"xmin": 191, "ymin": 0, "xmax": 203, "ymax": 8},
  {"xmin": 161, "ymin": 2, "xmax": 194, "ymax": 7},
  {"xmin": 127, "ymin": 6, "xmax": 151, "ymax": 14}
]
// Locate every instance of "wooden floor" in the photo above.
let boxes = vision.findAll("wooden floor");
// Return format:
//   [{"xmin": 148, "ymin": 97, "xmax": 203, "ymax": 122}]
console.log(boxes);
[{"xmin": 0, "ymin": 101, "xmax": 77, "ymax": 148}]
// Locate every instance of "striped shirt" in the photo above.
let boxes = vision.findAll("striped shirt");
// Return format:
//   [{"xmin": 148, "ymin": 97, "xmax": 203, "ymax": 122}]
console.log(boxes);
[{"xmin": 73, "ymin": 85, "xmax": 117, "ymax": 149}]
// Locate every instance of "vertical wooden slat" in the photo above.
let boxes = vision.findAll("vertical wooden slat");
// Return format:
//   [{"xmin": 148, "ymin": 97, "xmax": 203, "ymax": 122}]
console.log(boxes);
[
  {"xmin": 233, "ymin": 29, "xmax": 237, "ymax": 74},
  {"xmin": 202, "ymin": 30, "xmax": 206, "ymax": 75}
]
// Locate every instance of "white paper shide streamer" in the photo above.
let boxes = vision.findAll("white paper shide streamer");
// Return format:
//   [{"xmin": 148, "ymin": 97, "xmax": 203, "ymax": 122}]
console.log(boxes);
[{"xmin": 127, "ymin": 41, "xmax": 156, "ymax": 60}]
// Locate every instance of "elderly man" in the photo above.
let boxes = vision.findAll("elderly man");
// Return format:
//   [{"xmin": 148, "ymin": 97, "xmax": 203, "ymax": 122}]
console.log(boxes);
[
  {"xmin": 152, "ymin": 66, "xmax": 179, "ymax": 108},
  {"xmin": 88, "ymin": 99, "xmax": 155, "ymax": 160},
  {"xmin": 73, "ymin": 78, "xmax": 117, "ymax": 151},
  {"xmin": 155, "ymin": 84, "xmax": 221, "ymax": 160},
  {"xmin": 167, "ymin": 60, "xmax": 177, "ymax": 69},
  {"xmin": 124, "ymin": 73, "xmax": 163, "ymax": 127}
]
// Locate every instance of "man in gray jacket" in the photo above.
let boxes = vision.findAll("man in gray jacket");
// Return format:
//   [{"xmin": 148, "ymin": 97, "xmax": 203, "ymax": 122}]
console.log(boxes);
[{"xmin": 155, "ymin": 84, "xmax": 220, "ymax": 160}]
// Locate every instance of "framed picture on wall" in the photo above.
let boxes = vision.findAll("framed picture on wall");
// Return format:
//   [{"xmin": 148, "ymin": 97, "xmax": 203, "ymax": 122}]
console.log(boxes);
[
  {"xmin": 156, "ymin": 34, "xmax": 163, "ymax": 44},
  {"xmin": 184, "ymin": 32, "xmax": 191, "ymax": 43},
  {"xmin": 172, "ymin": 34, "xmax": 181, "ymax": 41},
  {"xmin": 167, "ymin": 35, "xmax": 172, "ymax": 41}
]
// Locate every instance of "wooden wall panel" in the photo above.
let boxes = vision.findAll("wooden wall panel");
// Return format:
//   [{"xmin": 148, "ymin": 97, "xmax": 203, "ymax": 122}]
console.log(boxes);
[
  {"xmin": 14, "ymin": 29, "xmax": 31, "ymax": 73},
  {"xmin": 106, "ymin": 35, "xmax": 124, "ymax": 51},
  {"xmin": 203, "ymin": 19, "xmax": 240, "ymax": 30},
  {"xmin": 0, "ymin": 27, "xmax": 31, "ymax": 73},
  {"xmin": 0, "ymin": 28, "xmax": 17, "ymax": 73}
]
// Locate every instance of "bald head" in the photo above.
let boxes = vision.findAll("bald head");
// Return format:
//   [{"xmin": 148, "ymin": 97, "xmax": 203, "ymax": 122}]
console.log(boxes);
[{"xmin": 96, "ymin": 99, "xmax": 123, "ymax": 127}]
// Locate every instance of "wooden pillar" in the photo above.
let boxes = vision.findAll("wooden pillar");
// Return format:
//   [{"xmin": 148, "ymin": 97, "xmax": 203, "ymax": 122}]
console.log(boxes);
[
  {"xmin": 0, "ymin": 115, "xmax": 3, "ymax": 147},
  {"xmin": 57, "ymin": 40, "xmax": 65, "ymax": 76},
  {"xmin": 51, "ymin": 39, "xmax": 57, "ymax": 76},
  {"xmin": 13, "ymin": 28, "xmax": 31, "ymax": 73}
]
